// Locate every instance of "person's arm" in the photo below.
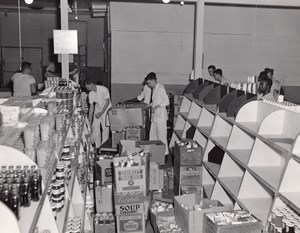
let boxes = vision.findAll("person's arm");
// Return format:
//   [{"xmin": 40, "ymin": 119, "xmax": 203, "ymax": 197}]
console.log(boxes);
[
  {"xmin": 137, "ymin": 86, "xmax": 146, "ymax": 101},
  {"xmin": 89, "ymin": 103, "xmax": 94, "ymax": 123},
  {"xmin": 95, "ymin": 98, "xmax": 110, "ymax": 118},
  {"xmin": 153, "ymin": 87, "xmax": 169, "ymax": 111},
  {"xmin": 30, "ymin": 78, "xmax": 37, "ymax": 95}
]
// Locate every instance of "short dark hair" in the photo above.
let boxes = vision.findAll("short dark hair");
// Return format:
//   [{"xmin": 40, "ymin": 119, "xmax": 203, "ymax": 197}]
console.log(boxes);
[
  {"xmin": 213, "ymin": 69, "xmax": 222, "ymax": 76},
  {"xmin": 258, "ymin": 71, "xmax": 268, "ymax": 82},
  {"xmin": 21, "ymin": 62, "xmax": 31, "ymax": 72},
  {"xmin": 261, "ymin": 77, "xmax": 273, "ymax": 88},
  {"xmin": 84, "ymin": 78, "xmax": 95, "ymax": 87},
  {"xmin": 145, "ymin": 72, "xmax": 157, "ymax": 81},
  {"xmin": 208, "ymin": 65, "xmax": 216, "ymax": 70},
  {"xmin": 264, "ymin": 68, "xmax": 274, "ymax": 75}
]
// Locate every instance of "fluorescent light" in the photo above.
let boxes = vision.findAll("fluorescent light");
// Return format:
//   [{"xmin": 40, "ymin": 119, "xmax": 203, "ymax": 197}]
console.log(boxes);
[
  {"xmin": 24, "ymin": 0, "xmax": 33, "ymax": 4},
  {"xmin": 162, "ymin": 0, "xmax": 170, "ymax": 3}
]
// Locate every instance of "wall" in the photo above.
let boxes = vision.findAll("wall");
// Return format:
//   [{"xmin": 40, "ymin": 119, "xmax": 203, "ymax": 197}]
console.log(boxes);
[
  {"xmin": 203, "ymin": 4, "xmax": 300, "ymax": 86},
  {"xmin": 0, "ymin": 10, "xmax": 105, "ymax": 77},
  {"xmin": 110, "ymin": 2, "xmax": 194, "ymax": 104}
]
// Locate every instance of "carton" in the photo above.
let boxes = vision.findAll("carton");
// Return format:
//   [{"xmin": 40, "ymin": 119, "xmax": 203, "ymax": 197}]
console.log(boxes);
[
  {"xmin": 114, "ymin": 191, "xmax": 144, "ymax": 215},
  {"xmin": 108, "ymin": 108, "xmax": 127, "ymax": 131},
  {"xmin": 149, "ymin": 162, "xmax": 164, "ymax": 191},
  {"xmin": 173, "ymin": 165, "xmax": 202, "ymax": 187},
  {"xmin": 150, "ymin": 209, "xmax": 174, "ymax": 233},
  {"xmin": 174, "ymin": 140, "xmax": 203, "ymax": 166},
  {"xmin": 112, "ymin": 131, "xmax": 126, "ymax": 149},
  {"xmin": 95, "ymin": 185, "xmax": 113, "ymax": 213},
  {"xmin": 137, "ymin": 140, "xmax": 166, "ymax": 165},
  {"xmin": 113, "ymin": 157, "xmax": 148, "ymax": 195},
  {"xmin": 95, "ymin": 159, "xmax": 113, "ymax": 185},
  {"xmin": 95, "ymin": 223, "xmax": 116, "ymax": 233},
  {"xmin": 119, "ymin": 140, "xmax": 140, "ymax": 156},
  {"xmin": 126, "ymin": 127, "xmax": 144, "ymax": 141},
  {"xmin": 117, "ymin": 213, "xmax": 145, "ymax": 233},
  {"xmin": 174, "ymin": 194, "xmax": 232, "ymax": 233},
  {"xmin": 204, "ymin": 210, "xmax": 262, "ymax": 233},
  {"xmin": 125, "ymin": 108, "xmax": 144, "ymax": 127}
]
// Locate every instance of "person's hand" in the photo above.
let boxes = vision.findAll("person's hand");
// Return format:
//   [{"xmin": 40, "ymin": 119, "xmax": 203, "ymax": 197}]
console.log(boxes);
[
  {"xmin": 151, "ymin": 105, "xmax": 160, "ymax": 113},
  {"xmin": 95, "ymin": 111, "xmax": 103, "ymax": 119},
  {"xmin": 146, "ymin": 104, "xmax": 152, "ymax": 109}
]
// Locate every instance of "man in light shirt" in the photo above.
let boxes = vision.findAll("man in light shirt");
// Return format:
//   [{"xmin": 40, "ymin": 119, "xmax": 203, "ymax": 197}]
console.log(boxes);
[
  {"xmin": 137, "ymin": 78, "xmax": 152, "ymax": 104},
  {"xmin": 146, "ymin": 72, "xmax": 169, "ymax": 155},
  {"xmin": 11, "ymin": 62, "xmax": 36, "ymax": 97},
  {"xmin": 85, "ymin": 79, "xmax": 112, "ymax": 150},
  {"xmin": 213, "ymin": 68, "xmax": 230, "ymax": 86}
]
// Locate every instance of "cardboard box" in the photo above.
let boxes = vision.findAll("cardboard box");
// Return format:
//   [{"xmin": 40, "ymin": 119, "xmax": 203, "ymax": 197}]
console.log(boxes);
[
  {"xmin": 114, "ymin": 191, "xmax": 144, "ymax": 215},
  {"xmin": 0, "ymin": 105, "xmax": 20, "ymax": 126},
  {"xmin": 117, "ymin": 213, "xmax": 145, "ymax": 233},
  {"xmin": 125, "ymin": 108, "xmax": 144, "ymax": 127},
  {"xmin": 95, "ymin": 185, "xmax": 114, "ymax": 213},
  {"xmin": 149, "ymin": 162, "xmax": 164, "ymax": 191},
  {"xmin": 108, "ymin": 108, "xmax": 127, "ymax": 131},
  {"xmin": 112, "ymin": 131, "xmax": 126, "ymax": 149},
  {"xmin": 126, "ymin": 127, "xmax": 144, "ymax": 141},
  {"xmin": 150, "ymin": 209, "xmax": 174, "ymax": 233},
  {"xmin": 137, "ymin": 140, "xmax": 166, "ymax": 165},
  {"xmin": 174, "ymin": 140, "xmax": 203, "ymax": 166},
  {"xmin": 204, "ymin": 210, "xmax": 262, "ymax": 233},
  {"xmin": 174, "ymin": 194, "xmax": 232, "ymax": 233},
  {"xmin": 95, "ymin": 159, "xmax": 113, "ymax": 185},
  {"xmin": 173, "ymin": 165, "xmax": 202, "ymax": 187},
  {"xmin": 119, "ymin": 140, "xmax": 140, "ymax": 156},
  {"xmin": 95, "ymin": 223, "xmax": 116, "ymax": 233},
  {"xmin": 113, "ymin": 157, "xmax": 148, "ymax": 195}
]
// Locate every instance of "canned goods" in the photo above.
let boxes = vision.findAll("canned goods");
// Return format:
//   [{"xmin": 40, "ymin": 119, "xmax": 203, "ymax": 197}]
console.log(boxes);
[{"xmin": 286, "ymin": 222, "xmax": 295, "ymax": 233}]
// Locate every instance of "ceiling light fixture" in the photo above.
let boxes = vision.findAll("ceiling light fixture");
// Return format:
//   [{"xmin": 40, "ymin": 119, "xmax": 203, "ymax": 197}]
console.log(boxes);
[
  {"xmin": 162, "ymin": 0, "xmax": 170, "ymax": 3},
  {"xmin": 24, "ymin": 0, "xmax": 33, "ymax": 4}
]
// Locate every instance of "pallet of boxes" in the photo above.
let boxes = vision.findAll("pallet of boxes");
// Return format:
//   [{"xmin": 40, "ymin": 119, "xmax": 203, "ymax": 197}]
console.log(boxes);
[
  {"xmin": 94, "ymin": 154, "xmax": 116, "ymax": 233},
  {"xmin": 113, "ymin": 150, "xmax": 150, "ymax": 233}
]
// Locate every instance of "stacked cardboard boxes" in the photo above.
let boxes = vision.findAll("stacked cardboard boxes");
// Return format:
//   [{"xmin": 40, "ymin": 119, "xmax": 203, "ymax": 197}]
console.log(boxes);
[
  {"xmin": 173, "ymin": 140, "xmax": 203, "ymax": 195},
  {"xmin": 113, "ymin": 153, "xmax": 150, "ymax": 233},
  {"xmin": 94, "ymin": 155, "xmax": 116, "ymax": 233}
]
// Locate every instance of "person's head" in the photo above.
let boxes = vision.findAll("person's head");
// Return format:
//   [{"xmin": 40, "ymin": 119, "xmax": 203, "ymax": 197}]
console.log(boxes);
[
  {"xmin": 145, "ymin": 72, "xmax": 157, "ymax": 89},
  {"xmin": 46, "ymin": 62, "xmax": 55, "ymax": 72},
  {"xmin": 84, "ymin": 78, "xmax": 96, "ymax": 92},
  {"xmin": 264, "ymin": 68, "xmax": 274, "ymax": 79},
  {"xmin": 213, "ymin": 69, "xmax": 223, "ymax": 82},
  {"xmin": 258, "ymin": 77, "xmax": 272, "ymax": 96},
  {"xmin": 21, "ymin": 62, "xmax": 32, "ymax": 74},
  {"xmin": 208, "ymin": 65, "xmax": 216, "ymax": 77},
  {"xmin": 258, "ymin": 71, "xmax": 268, "ymax": 82}
]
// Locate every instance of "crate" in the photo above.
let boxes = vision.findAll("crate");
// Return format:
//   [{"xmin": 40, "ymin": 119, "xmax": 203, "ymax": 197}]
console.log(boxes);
[
  {"xmin": 137, "ymin": 140, "xmax": 166, "ymax": 165},
  {"xmin": 95, "ymin": 159, "xmax": 113, "ymax": 185},
  {"xmin": 173, "ymin": 164, "xmax": 202, "ymax": 187},
  {"xmin": 126, "ymin": 127, "xmax": 144, "ymax": 141},
  {"xmin": 204, "ymin": 210, "xmax": 262, "ymax": 233},
  {"xmin": 95, "ymin": 223, "xmax": 116, "ymax": 233},
  {"xmin": 149, "ymin": 162, "xmax": 164, "ymax": 191},
  {"xmin": 174, "ymin": 194, "xmax": 232, "ymax": 233},
  {"xmin": 114, "ymin": 191, "xmax": 144, "ymax": 215},
  {"xmin": 174, "ymin": 140, "xmax": 203, "ymax": 166},
  {"xmin": 117, "ymin": 213, "xmax": 145, "ymax": 233},
  {"xmin": 150, "ymin": 209, "xmax": 174, "ymax": 233}
]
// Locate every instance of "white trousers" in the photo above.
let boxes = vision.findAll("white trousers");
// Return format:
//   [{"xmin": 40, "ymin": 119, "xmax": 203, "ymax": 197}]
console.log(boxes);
[
  {"xmin": 149, "ymin": 119, "xmax": 169, "ymax": 155},
  {"xmin": 92, "ymin": 113, "xmax": 109, "ymax": 148}
]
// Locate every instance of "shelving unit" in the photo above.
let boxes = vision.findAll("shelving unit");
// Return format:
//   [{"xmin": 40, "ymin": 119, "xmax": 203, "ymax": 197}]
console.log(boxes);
[{"xmin": 170, "ymin": 78, "xmax": 300, "ymax": 230}]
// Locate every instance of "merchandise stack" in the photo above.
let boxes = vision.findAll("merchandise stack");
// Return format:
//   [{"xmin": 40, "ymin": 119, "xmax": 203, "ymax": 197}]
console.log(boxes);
[
  {"xmin": 113, "ymin": 151, "xmax": 150, "ymax": 233},
  {"xmin": 108, "ymin": 103, "xmax": 148, "ymax": 148},
  {"xmin": 173, "ymin": 140, "xmax": 203, "ymax": 195}
]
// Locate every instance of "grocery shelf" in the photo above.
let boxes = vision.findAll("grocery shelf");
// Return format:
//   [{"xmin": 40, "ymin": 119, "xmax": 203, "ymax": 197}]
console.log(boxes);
[
  {"xmin": 204, "ymin": 161, "xmax": 221, "ymax": 177},
  {"xmin": 193, "ymin": 129, "xmax": 208, "ymax": 149},
  {"xmin": 227, "ymin": 125, "xmax": 255, "ymax": 154},
  {"xmin": 203, "ymin": 140, "xmax": 225, "ymax": 176},
  {"xmin": 218, "ymin": 177, "xmax": 243, "ymax": 198},
  {"xmin": 187, "ymin": 102, "xmax": 202, "ymax": 122},
  {"xmin": 211, "ymin": 181, "xmax": 235, "ymax": 208},
  {"xmin": 210, "ymin": 115, "xmax": 233, "ymax": 149},
  {"xmin": 227, "ymin": 149, "xmax": 252, "ymax": 166},
  {"xmin": 202, "ymin": 166, "xmax": 216, "ymax": 199},
  {"xmin": 198, "ymin": 126, "xmax": 212, "ymax": 138},
  {"xmin": 211, "ymin": 136, "xmax": 230, "ymax": 150},
  {"xmin": 179, "ymin": 97, "xmax": 192, "ymax": 114}
]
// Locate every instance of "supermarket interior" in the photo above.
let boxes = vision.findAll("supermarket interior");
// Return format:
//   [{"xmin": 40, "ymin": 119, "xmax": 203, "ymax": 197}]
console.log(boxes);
[{"xmin": 0, "ymin": 0, "xmax": 300, "ymax": 233}]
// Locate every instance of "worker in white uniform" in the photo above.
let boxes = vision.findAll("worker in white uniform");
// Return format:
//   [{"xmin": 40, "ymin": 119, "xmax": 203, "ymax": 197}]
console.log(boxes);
[
  {"xmin": 145, "ymin": 72, "xmax": 169, "ymax": 155},
  {"xmin": 137, "ymin": 78, "xmax": 152, "ymax": 104},
  {"xmin": 85, "ymin": 79, "xmax": 112, "ymax": 151}
]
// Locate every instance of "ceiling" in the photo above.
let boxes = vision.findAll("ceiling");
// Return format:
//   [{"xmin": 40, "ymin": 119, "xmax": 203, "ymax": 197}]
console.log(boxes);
[{"xmin": 0, "ymin": 0, "xmax": 101, "ymax": 11}]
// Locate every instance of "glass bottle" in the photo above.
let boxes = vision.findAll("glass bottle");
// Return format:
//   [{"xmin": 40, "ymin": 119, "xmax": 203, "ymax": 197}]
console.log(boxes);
[
  {"xmin": 11, "ymin": 188, "xmax": 19, "ymax": 220},
  {"xmin": 21, "ymin": 177, "xmax": 31, "ymax": 207},
  {"xmin": 31, "ymin": 174, "xmax": 40, "ymax": 202},
  {"xmin": 2, "ymin": 184, "xmax": 11, "ymax": 208}
]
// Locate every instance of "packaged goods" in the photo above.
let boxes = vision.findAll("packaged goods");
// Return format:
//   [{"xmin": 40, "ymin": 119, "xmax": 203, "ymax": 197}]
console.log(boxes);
[
  {"xmin": 137, "ymin": 140, "xmax": 166, "ymax": 165},
  {"xmin": 112, "ymin": 131, "xmax": 126, "ymax": 149},
  {"xmin": 95, "ymin": 158, "xmax": 114, "ymax": 185},
  {"xmin": 174, "ymin": 140, "xmax": 203, "ymax": 166},
  {"xmin": 149, "ymin": 162, "xmax": 164, "ymax": 191},
  {"xmin": 125, "ymin": 127, "xmax": 144, "ymax": 141},
  {"xmin": 94, "ymin": 213, "xmax": 116, "ymax": 233},
  {"xmin": 117, "ymin": 213, "xmax": 145, "ymax": 233},
  {"xmin": 174, "ymin": 194, "xmax": 232, "ymax": 233},
  {"xmin": 114, "ymin": 191, "xmax": 144, "ymax": 215},
  {"xmin": 150, "ymin": 199, "xmax": 174, "ymax": 233},
  {"xmin": 204, "ymin": 210, "xmax": 262, "ymax": 233},
  {"xmin": 95, "ymin": 184, "xmax": 113, "ymax": 213}
]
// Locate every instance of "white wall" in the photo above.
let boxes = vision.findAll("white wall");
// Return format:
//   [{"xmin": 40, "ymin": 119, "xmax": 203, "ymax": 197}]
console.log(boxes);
[
  {"xmin": 203, "ymin": 5, "xmax": 300, "ymax": 86},
  {"xmin": 110, "ymin": 2, "xmax": 195, "ymax": 85}
]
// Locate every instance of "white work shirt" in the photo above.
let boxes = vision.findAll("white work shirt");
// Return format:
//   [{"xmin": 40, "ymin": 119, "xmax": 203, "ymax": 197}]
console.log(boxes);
[
  {"xmin": 151, "ymin": 83, "xmax": 169, "ymax": 122},
  {"xmin": 89, "ymin": 85, "xmax": 112, "ymax": 113},
  {"xmin": 137, "ymin": 85, "xmax": 151, "ymax": 104},
  {"xmin": 11, "ymin": 72, "xmax": 36, "ymax": 97}
]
